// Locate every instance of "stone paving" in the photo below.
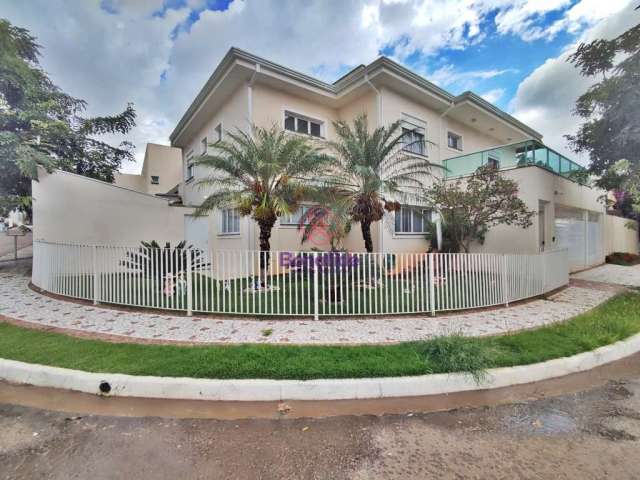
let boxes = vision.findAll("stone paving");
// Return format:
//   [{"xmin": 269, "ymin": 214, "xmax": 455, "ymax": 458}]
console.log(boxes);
[
  {"xmin": 0, "ymin": 269, "xmax": 620, "ymax": 345},
  {"xmin": 573, "ymin": 263, "xmax": 640, "ymax": 288}
]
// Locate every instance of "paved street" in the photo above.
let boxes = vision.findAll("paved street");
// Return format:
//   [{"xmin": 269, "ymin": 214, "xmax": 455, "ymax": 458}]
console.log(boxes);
[
  {"xmin": 1, "ymin": 355, "xmax": 640, "ymax": 479},
  {"xmin": 573, "ymin": 263, "xmax": 640, "ymax": 288}
]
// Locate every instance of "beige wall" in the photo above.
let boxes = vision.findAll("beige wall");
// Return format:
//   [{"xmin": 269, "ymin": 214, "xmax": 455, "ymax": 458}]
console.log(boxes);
[
  {"xmin": 605, "ymin": 215, "xmax": 639, "ymax": 255},
  {"xmin": 114, "ymin": 143, "xmax": 182, "ymax": 195},
  {"xmin": 33, "ymin": 169, "xmax": 189, "ymax": 246}
]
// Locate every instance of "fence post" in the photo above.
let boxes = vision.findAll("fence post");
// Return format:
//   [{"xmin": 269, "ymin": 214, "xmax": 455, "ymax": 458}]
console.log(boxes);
[
  {"xmin": 186, "ymin": 252, "xmax": 193, "ymax": 316},
  {"xmin": 428, "ymin": 253, "xmax": 435, "ymax": 317},
  {"xmin": 501, "ymin": 254, "xmax": 509, "ymax": 307},
  {"xmin": 313, "ymin": 252, "xmax": 319, "ymax": 321},
  {"xmin": 92, "ymin": 245, "xmax": 99, "ymax": 305}
]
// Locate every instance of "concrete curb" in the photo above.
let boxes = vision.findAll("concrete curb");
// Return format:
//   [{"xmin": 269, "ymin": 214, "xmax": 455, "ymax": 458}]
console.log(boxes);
[{"xmin": 2, "ymin": 332, "xmax": 640, "ymax": 401}]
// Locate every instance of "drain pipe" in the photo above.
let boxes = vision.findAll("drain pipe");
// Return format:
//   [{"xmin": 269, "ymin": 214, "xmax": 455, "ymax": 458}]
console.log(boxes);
[
  {"xmin": 435, "ymin": 102, "xmax": 456, "ymax": 251},
  {"xmin": 247, "ymin": 63, "xmax": 260, "ymax": 252},
  {"xmin": 365, "ymin": 73, "xmax": 385, "ymax": 253}
]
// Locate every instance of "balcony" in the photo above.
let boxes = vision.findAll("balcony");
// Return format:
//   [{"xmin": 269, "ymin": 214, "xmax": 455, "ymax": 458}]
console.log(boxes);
[{"xmin": 443, "ymin": 140, "xmax": 586, "ymax": 183}]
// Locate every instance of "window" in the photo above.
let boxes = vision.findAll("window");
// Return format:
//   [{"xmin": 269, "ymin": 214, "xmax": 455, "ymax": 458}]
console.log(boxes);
[
  {"xmin": 395, "ymin": 206, "xmax": 430, "ymax": 234},
  {"xmin": 214, "ymin": 123, "xmax": 223, "ymax": 142},
  {"xmin": 221, "ymin": 208, "xmax": 240, "ymax": 234},
  {"xmin": 185, "ymin": 150, "xmax": 194, "ymax": 181},
  {"xmin": 281, "ymin": 205, "xmax": 312, "ymax": 226},
  {"xmin": 487, "ymin": 156, "xmax": 500, "ymax": 170},
  {"xmin": 447, "ymin": 131, "xmax": 463, "ymax": 151},
  {"xmin": 201, "ymin": 137, "xmax": 207, "ymax": 155},
  {"xmin": 284, "ymin": 111, "xmax": 323, "ymax": 138},
  {"xmin": 150, "ymin": 175, "xmax": 159, "ymax": 185},
  {"xmin": 401, "ymin": 115, "xmax": 426, "ymax": 156}
]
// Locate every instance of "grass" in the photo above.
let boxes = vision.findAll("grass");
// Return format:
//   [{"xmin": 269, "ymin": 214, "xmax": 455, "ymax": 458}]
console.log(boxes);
[{"xmin": 0, "ymin": 292, "xmax": 639, "ymax": 380}]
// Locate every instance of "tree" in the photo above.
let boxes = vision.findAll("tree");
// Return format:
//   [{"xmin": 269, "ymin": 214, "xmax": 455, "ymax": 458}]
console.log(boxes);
[
  {"xmin": 324, "ymin": 114, "xmax": 437, "ymax": 252},
  {"xmin": 566, "ymin": 23, "xmax": 640, "ymax": 209},
  {"xmin": 299, "ymin": 191, "xmax": 352, "ymax": 251},
  {"xmin": 0, "ymin": 18, "xmax": 136, "ymax": 216},
  {"xmin": 194, "ymin": 125, "xmax": 329, "ymax": 270},
  {"xmin": 424, "ymin": 165, "xmax": 535, "ymax": 253}
]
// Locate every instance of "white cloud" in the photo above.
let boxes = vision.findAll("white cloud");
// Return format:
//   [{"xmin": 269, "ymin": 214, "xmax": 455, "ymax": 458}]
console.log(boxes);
[
  {"xmin": 509, "ymin": 1, "xmax": 639, "ymax": 165},
  {"xmin": 0, "ymin": 0, "xmax": 632, "ymax": 174},
  {"xmin": 427, "ymin": 65, "xmax": 517, "ymax": 90},
  {"xmin": 480, "ymin": 88, "xmax": 506, "ymax": 104}
]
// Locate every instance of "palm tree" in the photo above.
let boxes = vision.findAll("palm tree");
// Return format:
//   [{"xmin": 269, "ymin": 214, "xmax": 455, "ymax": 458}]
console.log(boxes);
[
  {"xmin": 194, "ymin": 125, "xmax": 328, "ymax": 271},
  {"xmin": 324, "ymin": 114, "xmax": 437, "ymax": 252},
  {"xmin": 299, "ymin": 191, "xmax": 352, "ymax": 251}
]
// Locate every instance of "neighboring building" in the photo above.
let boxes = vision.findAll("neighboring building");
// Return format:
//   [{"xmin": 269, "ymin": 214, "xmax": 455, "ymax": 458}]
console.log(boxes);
[
  {"xmin": 114, "ymin": 143, "xmax": 182, "ymax": 196},
  {"xmin": 32, "ymin": 48, "xmax": 638, "ymax": 271}
]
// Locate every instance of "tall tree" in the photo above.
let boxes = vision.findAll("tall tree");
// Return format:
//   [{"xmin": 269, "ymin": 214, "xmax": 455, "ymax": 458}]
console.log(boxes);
[
  {"xmin": 0, "ymin": 19, "xmax": 136, "ymax": 216},
  {"xmin": 194, "ymin": 125, "xmax": 329, "ymax": 269},
  {"xmin": 424, "ymin": 165, "xmax": 535, "ymax": 253},
  {"xmin": 324, "ymin": 114, "xmax": 436, "ymax": 252},
  {"xmin": 566, "ymin": 22, "xmax": 640, "ymax": 211}
]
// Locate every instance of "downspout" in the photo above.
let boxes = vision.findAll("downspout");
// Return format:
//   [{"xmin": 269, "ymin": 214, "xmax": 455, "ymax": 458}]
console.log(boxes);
[
  {"xmin": 247, "ymin": 63, "xmax": 260, "ymax": 252},
  {"xmin": 435, "ymin": 102, "xmax": 456, "ymax": 251},
  {"xmin": 365, "ymin": 73, "xmax": 384, "ymax": 253}
]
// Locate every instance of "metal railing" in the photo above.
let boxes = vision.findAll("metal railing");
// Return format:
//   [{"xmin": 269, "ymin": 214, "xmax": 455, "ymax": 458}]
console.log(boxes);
[{"xmin": 32, "ymin": 241, "xmax": 569, "ymax": 318}]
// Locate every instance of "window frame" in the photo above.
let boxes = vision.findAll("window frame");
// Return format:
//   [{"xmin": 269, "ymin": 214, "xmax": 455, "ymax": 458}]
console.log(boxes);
[
  {"xmin": 279, "ymin": 205, "xmax": 314, "ymax": 227},
  {"xmin": 214, "ymin": 123, "xmax": 223, "ymax": 143},
  {"xmin": 200, "ymin": 137, "xmax": 208, "ymax": 155},
  {"xmin": 283, "ymin": 110, "xmax": 325, "ymax": 139},
  {"xmin": 400, "ymin": 114, "xmax": 427, "ymax": 157},
  {"xmin": 447, "ymin": 131, "xmax": 463, "ymax": 151},
  {"xmin": 185, "ymin": 150, "xmax": 195, "ymax": 183},
  {"xmin": 394, "ymin": 206, "xmax": 431, "ymax": 236},
  {"xmin": 150, "ymin": 175, "xmax": 160, "ymax": 185},
  {"xmin": 219, "ymin": 207, "xmax": 241, "ymax": 235}
]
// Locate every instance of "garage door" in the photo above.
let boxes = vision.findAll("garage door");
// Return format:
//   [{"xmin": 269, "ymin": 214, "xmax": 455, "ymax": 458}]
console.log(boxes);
[
  {"xmin": 555, "ymin": 206, "xmax": 585, "ymax": 270},
  {"xmin": 184, "ymin": 215, "xmax": 210, "ymax": 252}
]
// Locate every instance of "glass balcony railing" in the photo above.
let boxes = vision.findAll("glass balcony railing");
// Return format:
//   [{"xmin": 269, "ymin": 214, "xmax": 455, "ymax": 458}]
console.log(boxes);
[{"xmin": 443, "ymin": 140, "xmax": 586, "ymax": 183}]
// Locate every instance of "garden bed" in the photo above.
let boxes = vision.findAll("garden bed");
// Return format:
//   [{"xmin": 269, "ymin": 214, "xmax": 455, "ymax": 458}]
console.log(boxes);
[
  {"xmin": 606, "ymin": 252, "xmax": 640, "ymax": 266},
  {"xmin": 0, "ymin": 292, "xmax": 638, "ymax": 380}
]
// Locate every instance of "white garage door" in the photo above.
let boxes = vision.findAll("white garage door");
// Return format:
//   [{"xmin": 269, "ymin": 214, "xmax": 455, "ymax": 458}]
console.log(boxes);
[
  {"xmin": 184, "ymin": 215, "xmax": 210, "ymax": 252},
  {"xmin": 554, "ymin": 207, "xmax": 601, "ymax": 270},
  {"xmin": 555, "ymin": 206, "xmax": 585, "ymax": 270}
]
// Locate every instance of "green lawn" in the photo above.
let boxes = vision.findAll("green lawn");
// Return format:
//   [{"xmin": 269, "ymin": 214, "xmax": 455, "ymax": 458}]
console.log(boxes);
[{"xmin": 1, "ymin": 291, "xmax": 638, "ymax": 380}]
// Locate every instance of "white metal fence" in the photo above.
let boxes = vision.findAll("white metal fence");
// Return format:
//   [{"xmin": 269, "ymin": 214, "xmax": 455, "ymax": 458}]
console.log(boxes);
[{"xmin": 32, "ymin": 241, "xmax": 569, "ymax": 319}]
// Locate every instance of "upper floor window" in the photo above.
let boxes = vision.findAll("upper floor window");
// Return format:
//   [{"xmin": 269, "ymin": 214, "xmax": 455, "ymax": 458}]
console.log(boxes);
[
  {"xmin": 221, "ymin": 208, "xmax": 240, "ymax": 234},
  {"xmin": 214, "ymin": 123, "xmax": 223, "ymax": 142},
  {"xmin": 280, "ymin": 205, "xmax": 312, "ymax": 226},
  {"xmin": 185, "ymin": 150, "xmax": 194, "ymax": 181},
  {"xmin": 401, "ymin": 114, "xmax": 426, "ymax": 156},
  {"xmin": 201, "ymin": 137, "xmax": 207, "ymax": 155},
  {"xmin": 486, "ymin": 156, "xmax": 500, "ymax": 170},
  {"xmin": 284, "ymin": 111, "xmax": 323, "ymax": 138},
  {"xmin": 447, "ymin": 131, "xmax": 463, "ymax": 151},
  {"xmin": 150, "ymin": 175, "xmax": 159, "ymax": 185},
  {"xmin": 395, "ymin": 206, "xmax": 430, "ymax": 234}
]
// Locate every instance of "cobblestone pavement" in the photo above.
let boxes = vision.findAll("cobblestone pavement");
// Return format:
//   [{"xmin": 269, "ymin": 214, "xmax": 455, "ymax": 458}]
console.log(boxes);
[
  {"xmin": 0, "ymin": 267, "xmax": 619, "ymax": 345},
  {"xmin": 573, "ymin": 263, "xmax": 640, "ymax": 287}
]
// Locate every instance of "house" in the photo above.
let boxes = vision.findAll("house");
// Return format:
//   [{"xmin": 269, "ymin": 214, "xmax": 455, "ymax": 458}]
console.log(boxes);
[{"xmin": 32, "ymin": 48, "xmax": 638, "ymax": 271}]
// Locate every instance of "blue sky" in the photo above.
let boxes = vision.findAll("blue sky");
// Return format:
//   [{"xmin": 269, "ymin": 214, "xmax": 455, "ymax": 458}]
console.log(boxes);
[{"xmin": 2, "ymin": 0, "xmax": 636, "ymax": 171}]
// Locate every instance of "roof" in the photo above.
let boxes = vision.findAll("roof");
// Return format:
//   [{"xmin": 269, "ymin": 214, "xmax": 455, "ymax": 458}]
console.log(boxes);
[{"xmin": 170, "ymin": 47, "xmax": 543, "ymax": 144}]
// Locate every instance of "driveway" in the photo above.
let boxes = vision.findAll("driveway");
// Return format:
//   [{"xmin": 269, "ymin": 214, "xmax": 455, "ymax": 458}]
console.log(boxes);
[
  {"xmin": 1, "ymin": 356, "xmax": 640, "ymax": 479},
  {"xmin": 573, "ymin": 263, "xmax": 640, "ymax": 288}
]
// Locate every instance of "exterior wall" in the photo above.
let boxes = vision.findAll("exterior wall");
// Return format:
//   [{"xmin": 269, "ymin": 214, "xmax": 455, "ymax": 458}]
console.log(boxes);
[
  {"xmin": 114, "ymin": 144, "xmax": 182, "ymax": 195},
  {"xmin": 605, "ymin": 215, "xmax": 639, "ymax": 255},
  {"xmin": 469, "ymin": 166, "xmax": 606, "ymax": 264},
  {"xmin": 32, "ymin": 169, "xmax": 189, "ymax": 246}
]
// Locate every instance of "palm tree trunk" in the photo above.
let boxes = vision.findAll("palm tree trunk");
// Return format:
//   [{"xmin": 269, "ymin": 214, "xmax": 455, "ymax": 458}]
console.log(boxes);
[
  {"xmin": 360, "ymin": 219, "xmax": 373, "ymax": 253},
  {"xmin": 258, "ymin": 218, "xmax": 276, "ymax": 287}
]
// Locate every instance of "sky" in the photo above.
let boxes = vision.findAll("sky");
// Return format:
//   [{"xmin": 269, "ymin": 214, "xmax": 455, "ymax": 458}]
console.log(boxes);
[{"xmin": 1, "ymin": 0, "xmax": 638, "ymax": 173}]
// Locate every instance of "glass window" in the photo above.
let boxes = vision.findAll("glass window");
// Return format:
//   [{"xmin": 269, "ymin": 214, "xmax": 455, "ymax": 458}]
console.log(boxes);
[
  {"xmin": 185, "ymin": 151, "xmax": 194, "ymax": 181},
  {"xmin": 214, "ymin": 123, "xmax": 223, "ymax": 142},
  {"xmin": 150, "ymin": 176, "xmax": 159, "ymax": 185},
  {"xmin": 486, "ymin": 156, "xmax": 500, "ymax": 170},
  {"xmin": 296, "ymin": 118, "xmax": 309, "ymax": 134},
  {"xmin": 310, "ymin": 122, "xmax": 321, "ymax": 137},
  {"xmin": 281, "ymin": 205, "xmax": 312, "ymax": 225},
  {"xmin": 447, "ymin": 132, "xmax": 462, "ymax": 151},
  {"xmin": 395, "ymin": 206, "xmax": 430, "ymax": 234},
  {"xmin": 284, "ymin": 115, "xmax": 295, "ymax": 132},
  {"xmin": 221, "ymin": 208, "xmax": 240, "ymax": 234},
  {"xmin": 402, "ymin": 127, "xmax": 425, "ymax": 155},
  {"xmin": 201, "ymin": 137, "xmax": 207, "ymax": 155}
]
